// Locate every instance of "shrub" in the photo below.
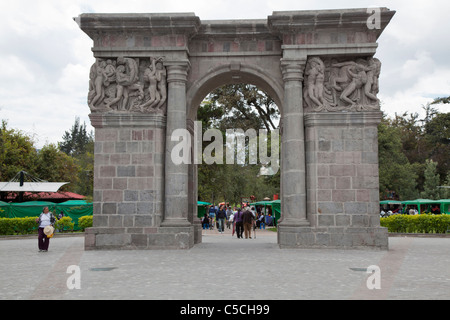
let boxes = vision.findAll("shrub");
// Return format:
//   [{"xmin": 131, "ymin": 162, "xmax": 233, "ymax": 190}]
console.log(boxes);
[
  {"xmin": 55, "ymin": 216, "xmax": 75, "ymax": 232},
  {"xmin": 0, "ymin": 217, "xmax": 38, "ymax": 235},
  {"xmin": 78, "ymin": 215, "xmax": 93, "ymax": 231},
  {"xmin": 381, "ymin": 214, "xmax": 450, "ymax": 234}
]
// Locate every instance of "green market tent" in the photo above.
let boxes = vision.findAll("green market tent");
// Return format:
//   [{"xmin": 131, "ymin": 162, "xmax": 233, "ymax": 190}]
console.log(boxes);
[
  {"xmin": 440, "ymin": 199, "xmax": 450, "ymax": 214},
  {"xmin": 9, "ymin": 201, "xmax": 56, "ymax": 218},
  {"xmin": 250, "ymin": 199, "xmax": 281, "ymax": 223},
  {"xmin": 380, "ymin": 199, "xmax": 450, "ymax": 214},
  {"xmin": 270, "ymin": 200, "xmax": 281, "ymax": 220},
  {"xmin": 379, "ymin": 200, "xmax": 403, "ymax": 205},
  {"xmin": 1, "ymin": 200, "xmax": 93, "ymax": 230},
  {"xmin": 197, "ymin": 201, "xmax": 212, "ymax": 218},
  {"xmin": 401, "ymin": 199, "xmax": 449, "ymax": 214},
  {"xmin": 0, "ymin": 201, "xmax": 10, "ymax": 218},
  {"xmin": 54, "ymin": 200, "xmax": 93, "ymax": 228}
]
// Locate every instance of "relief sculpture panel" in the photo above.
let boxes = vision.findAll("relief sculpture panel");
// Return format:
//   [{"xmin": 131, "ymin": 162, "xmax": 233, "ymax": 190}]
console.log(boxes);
[
  {"xmin": 88, "ymin": 57, "xmax": 167, "ymax": 114},
  {"xmin": 304, "ymin": 56, "xmax": 381, "ymax": 112}
]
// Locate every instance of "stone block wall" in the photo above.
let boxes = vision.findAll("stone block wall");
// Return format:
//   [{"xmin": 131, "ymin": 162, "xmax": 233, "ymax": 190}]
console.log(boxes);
[
  {"xmin": 86, "ymin": 114, "xmax": 169, "ymax": 249},
  {"xmin": 303, "ymin": 112, "xmax": 388, "ymax": 249}
]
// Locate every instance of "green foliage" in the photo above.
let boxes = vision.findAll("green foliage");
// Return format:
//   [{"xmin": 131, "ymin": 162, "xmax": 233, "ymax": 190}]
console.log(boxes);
[
  {"xmin": 34, "ymin": 144, "xmax": 79, "ymax": 191},
  {"xmin": 0, "ymin": 120, "xmax": 37, "ymax": 181},
  {"xmin": 378, "ymin": 116, "xmax": 418, "ymax": 200},
  {"xmin": 0, "ymin": 118, "xmax": 94, "ymax": 199},
  {"xmin": 59, "ymin": 117, "xmax": 94, "ymax": 157},
  {"xmin": 77, "ymin": 215, "xmax": 93, "ymax": 231},
  {"xmin": 0, "ymin": 215, "xmax": 93, "ymax": 235},
  {"xmin": 380, "ymin": 214, "xmax": 450, "ymax": 234},
  {"xmin": 197, "ymin": 84, "xmax": 281, "ymax": 204},
  {"xmin": 378, "ymin": 109, "xmax": 449, "ymax": 200},
  {"xmin": 421, "ymin": 159, "xmax": 440, "ymax": 200},
  {"xmin": 0, "ymin": 217, "xmax": 37, "ymax": 235},
  {"xmin": 54, "ymin": 216, "xmax": 75, "ymax": 232},
  {"xmin": 59, "ymin": 117, "xmax": 94, "ymax": 196}
]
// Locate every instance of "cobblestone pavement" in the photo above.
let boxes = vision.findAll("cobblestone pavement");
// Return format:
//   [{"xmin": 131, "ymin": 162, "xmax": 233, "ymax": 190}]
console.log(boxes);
[{"xmin": 1, "ymin": 228, "xmax": 449, "ymax": 300}]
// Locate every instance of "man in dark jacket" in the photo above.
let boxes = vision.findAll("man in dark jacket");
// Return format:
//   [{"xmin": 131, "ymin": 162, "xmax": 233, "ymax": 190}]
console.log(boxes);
[
  {"xmin": 242, "ymin": 207, "xmax": 254, "ymax": 239},
  {"xmin": 234, "ymin": 208, "xmax": 244, "ymax": 238},
  {"xmin": 216, "ymin": 205, "xmax": 227, "ymax": 233}
]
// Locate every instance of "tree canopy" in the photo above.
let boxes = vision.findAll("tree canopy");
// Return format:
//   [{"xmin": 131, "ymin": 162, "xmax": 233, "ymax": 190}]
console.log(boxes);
[
  {"xmin": 378, "ymin": 104, "xmax": 449, "ymax": 200},
  {"xmin": 197, "ymin": 84, "xmax": 280, "ymax": 205},
  {"xmin": 0, "ymin": 118, "xmax": 93, "ymax": 200}
]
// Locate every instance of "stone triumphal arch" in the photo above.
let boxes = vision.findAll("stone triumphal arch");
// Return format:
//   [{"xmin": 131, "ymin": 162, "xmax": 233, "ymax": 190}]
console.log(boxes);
[{"xmin": 77, "ymin": 8, "xmax": 395, "ymax": 250}]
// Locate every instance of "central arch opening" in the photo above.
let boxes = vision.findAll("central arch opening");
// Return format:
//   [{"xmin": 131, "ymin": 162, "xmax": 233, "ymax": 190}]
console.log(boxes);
[{"xmin": 190, "ymin": 79, "xmax": 282, "ymax": 245}]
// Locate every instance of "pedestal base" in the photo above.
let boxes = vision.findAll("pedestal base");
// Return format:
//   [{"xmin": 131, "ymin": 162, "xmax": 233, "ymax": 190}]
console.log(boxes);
[
  {"xmin": 85, "ymin": 226, "xmax": 196, "ymax": 250},
  {"xmin": 278, "ymin": 226, "xmax": 388, "ymax": 250}
]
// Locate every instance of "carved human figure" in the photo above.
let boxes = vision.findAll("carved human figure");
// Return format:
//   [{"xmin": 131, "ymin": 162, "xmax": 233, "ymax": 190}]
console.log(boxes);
[
  {"xmin": 104, "ymin": 64, "xmax": 126, "ymax": 110},
  {"xmin": 115, "ymin": 57, "xmax": 144, "ymax": 110},
  {"xmin": 103, "ymin": 59, "xmax": 116, "ymax": 87},
  {"xmin": 305, "ymin": 58, "xmax": 326, "ymax": 106},
  {"xmin": 154, "ymin": 60, "xmax": 167, "ymax": 113},
  {"xmin": 140, "ymin": 57, "xmax": 162, "ymax": 112},
  {"xmin": 363, "ymin": 58, "xmax": 381, "ymax": 102},
  {"xmin": 89, "ymin": 60, "xmax": 107, "ymax": 109},
  {"xmin": 332, "ymin": 61, "xmax": 370, "ymax": 106}
]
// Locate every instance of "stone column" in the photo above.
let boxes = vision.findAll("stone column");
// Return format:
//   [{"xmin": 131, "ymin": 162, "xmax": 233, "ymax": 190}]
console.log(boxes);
[
  {"xmin": 162, "ymin": 62, "xmax": 191, "ymax": 227},
  {"xmin": 279, "ymin": 59, "xmax": 309, "ymax": 227}
]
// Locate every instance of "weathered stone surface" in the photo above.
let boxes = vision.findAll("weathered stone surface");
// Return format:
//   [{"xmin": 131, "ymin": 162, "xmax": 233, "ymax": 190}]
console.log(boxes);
[{"xmin": 79, "ymin": 8, "xmax": 394, "ymax": 250}]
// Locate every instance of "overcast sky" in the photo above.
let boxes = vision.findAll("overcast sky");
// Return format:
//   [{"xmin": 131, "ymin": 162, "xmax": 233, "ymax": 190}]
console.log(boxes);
[{"xmin": 1, "ymin": 0, "xmax": 449, "ymax": 148}]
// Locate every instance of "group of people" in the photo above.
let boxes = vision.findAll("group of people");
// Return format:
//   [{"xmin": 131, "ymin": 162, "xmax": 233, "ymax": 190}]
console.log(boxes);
[
  {"xmin": 201, "ymin": 205, "xmax": 266, "ymax": 239},
  {"xmin": 380, "ymin": 204, "xmax": 442, "ymax": 217}
]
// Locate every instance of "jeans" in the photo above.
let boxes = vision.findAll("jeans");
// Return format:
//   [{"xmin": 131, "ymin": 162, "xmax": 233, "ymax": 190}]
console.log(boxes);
[{"xmin": 217, "ymin": 218, "xmax": 225, "ymax": 232}]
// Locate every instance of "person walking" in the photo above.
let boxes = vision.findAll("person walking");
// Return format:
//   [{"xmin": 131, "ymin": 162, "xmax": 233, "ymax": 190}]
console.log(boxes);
[
  {"xmin": 216, "ymin": 205, "xmax": 226, "ymax": 233},
  {"xmin": 242, "ymin": 207, "xmax": 254, "ymax": 239},
  {"xmin": 202, "ymin": 213, "xmax": 210, "ymax": 230},
  {"xmin": 234, "ymin": 207, "xmax": 244, "ymax": 238},
  {"xmin": 36, "ymin": 207, "xmax": 56, "ymax": 252},
  {"xmin": 226, "ymin": 206, "xmax": 233, "ymax": 229},
  {"xmin": 208, "ymin": 205, "xmax": 216, "ymax": 230}
]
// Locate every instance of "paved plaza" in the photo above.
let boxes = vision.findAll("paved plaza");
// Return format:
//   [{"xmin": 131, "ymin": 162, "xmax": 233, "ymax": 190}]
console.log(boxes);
[{"xmin": 0, "ymin": 228, "xmax": 449, "ymax": 300}]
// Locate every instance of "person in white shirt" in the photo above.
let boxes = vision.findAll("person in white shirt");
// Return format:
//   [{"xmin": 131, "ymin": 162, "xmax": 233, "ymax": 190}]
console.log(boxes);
[{"xmin": 36, "ymin": 207, "xmax": 55, "ymax": 252}]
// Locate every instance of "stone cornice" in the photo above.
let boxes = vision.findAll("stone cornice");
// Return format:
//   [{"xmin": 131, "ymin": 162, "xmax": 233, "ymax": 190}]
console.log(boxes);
[
  {"xmin": 268, "ymin": 8, "xmax": 395, "ymax": 38},
  {"xmin": 76, "ymin": 13, "xmax": 201, "ymax": 39}
]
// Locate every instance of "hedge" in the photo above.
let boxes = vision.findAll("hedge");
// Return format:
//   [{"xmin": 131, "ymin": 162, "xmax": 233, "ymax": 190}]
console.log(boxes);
[
  {"xmin": 380, "ymin": 214, "xmax": 450, "ymax": 234},
  {"xmin": 0, "ymin": 215, "xmax": 93, "ymax": 235},
  {"xmin": 0, "ymin": 217, "xmax": 38, "ymax": 235}
]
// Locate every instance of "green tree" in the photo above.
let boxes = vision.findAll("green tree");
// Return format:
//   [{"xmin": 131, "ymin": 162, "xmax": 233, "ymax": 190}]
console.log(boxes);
[
  {"xmin": 59, "ymin": 117, "xmax": 94, "ymax": 196},
  {"xmin": 33, "ymin": 144, "xmax": 79, "ymax": 191},
  {"xmin": 420, "ymin": 159, "xmax": 440, "ymax": 200},
  {"xmin": 0, "ymin": 120, "xmax": 37, "ymax": 181},
  {"xmin": 378, "ymin": 116, "xmax": 419, "ymax": 200},
  {"xmin": 423, "ymin": 112, "xmax": 450, "ymax": 183},
  {"xmin": 59, "ymin": 117, "xmax": 93, "ymax": 157},
  {"xmin": 197, "ymin": 84, "xmax": 280, "ymax": 204}
]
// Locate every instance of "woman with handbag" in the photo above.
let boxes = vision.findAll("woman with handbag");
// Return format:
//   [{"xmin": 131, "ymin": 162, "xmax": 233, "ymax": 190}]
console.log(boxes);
[{"xmin": 36, "ymin": 207, "xmax": 55, "ymax": 252}]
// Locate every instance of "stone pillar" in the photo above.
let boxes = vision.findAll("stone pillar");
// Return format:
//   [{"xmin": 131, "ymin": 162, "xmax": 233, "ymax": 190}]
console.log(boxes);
[
  {"xmin": 162, "ymin": 63, "xmax": 191, "ymax": 227},
  {"xmin": 279, "ymin": 59, "xmax": 309, "ymax": 227},
  {"xmin": 277, "ymin": 58, "xmax": 316, "ymax": 248}
]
